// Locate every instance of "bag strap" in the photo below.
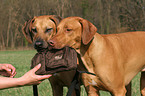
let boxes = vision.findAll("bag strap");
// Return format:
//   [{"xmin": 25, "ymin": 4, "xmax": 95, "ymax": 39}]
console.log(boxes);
[
  {"xmin": 66, "ymin": 70, "xmax": 96, "ymax": 96},
  {"xmin": 33, "ymin": 85, "xmax": 38, "ymax": 96},
  {"xmin": 78, "ymin": 70, "xmax": 96, "ymax": 76},
  {"xmin": 66, "ymin": 70, "xmax": 80, "ymax": 96}
]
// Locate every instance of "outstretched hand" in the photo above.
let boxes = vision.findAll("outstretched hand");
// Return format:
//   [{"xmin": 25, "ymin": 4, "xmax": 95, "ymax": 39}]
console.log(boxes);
[{"xmin": 19, "ymin": 64, "xmax": 52, "ymax": 85}]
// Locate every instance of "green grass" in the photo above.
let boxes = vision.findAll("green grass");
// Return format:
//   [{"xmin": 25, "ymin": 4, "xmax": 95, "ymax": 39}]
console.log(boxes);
[{"xmin": 0, "ymin": 50, "xmax": 141, "ymax": 96}]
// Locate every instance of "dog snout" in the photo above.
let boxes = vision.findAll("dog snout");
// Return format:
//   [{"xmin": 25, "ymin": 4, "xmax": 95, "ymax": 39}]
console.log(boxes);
[
  {"xmin": 48, "ymin": 40, "xmax": 55, "ymax": 46},
  {"xmin": 36, "ymin": 41, "xmax": 43, "ymax": 46},
  {"xmin": 34, "ymin": 41, "xmax": 43, "ymax": 48}
]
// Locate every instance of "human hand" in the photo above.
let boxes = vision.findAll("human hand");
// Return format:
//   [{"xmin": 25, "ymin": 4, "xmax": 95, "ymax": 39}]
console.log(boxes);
[
  {"xmin": 0, "ymin": 64, "xmax": 16, "ymax": 77},
  {"xmin": 19, "ymin": 64, "xmax": 52, "ymax": 86}
]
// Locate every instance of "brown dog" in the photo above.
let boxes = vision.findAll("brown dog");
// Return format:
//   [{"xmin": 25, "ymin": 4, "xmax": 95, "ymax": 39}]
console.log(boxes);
[
  {"xmin": 22, "ymin": 15, "xmax": 78, "ymax": 96},
  {"xmin": 48, "ymin": 16, "xmax": 145, "ymax": 96}
]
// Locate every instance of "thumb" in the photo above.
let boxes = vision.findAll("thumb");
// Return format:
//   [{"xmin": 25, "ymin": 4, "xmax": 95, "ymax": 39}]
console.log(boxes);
[{"xmin": 31, "ymin": 64, "xmax": 41, "ymax": 73}]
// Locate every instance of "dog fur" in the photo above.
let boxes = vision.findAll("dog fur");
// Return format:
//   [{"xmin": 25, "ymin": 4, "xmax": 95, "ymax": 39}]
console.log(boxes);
[{"xmin": 48, "ymin": 16, "xmax": 145, "ymax": 96}]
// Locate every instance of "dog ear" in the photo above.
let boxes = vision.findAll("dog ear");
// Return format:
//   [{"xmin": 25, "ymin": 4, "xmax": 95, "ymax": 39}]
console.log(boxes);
[
  {"xmin": 49, "ymin": 15, "xmax": 62, "ymax": 26},
  {"xmin": 22, "ymin": 17, "xmax": 35, "ymax": 43},
  {"xmin": 79, "ymin": 19, "xmax": 97, "ymax": 45}
]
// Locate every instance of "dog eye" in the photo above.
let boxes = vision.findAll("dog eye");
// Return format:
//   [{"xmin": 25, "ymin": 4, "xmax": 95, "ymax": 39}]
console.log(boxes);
[
  {"xmin": 32, "ymin": 28, "xmax": 37, "ymax": 33},
  {"xmin": 45, "ymin": 28, "xmax": 53, "ymax": 33}
]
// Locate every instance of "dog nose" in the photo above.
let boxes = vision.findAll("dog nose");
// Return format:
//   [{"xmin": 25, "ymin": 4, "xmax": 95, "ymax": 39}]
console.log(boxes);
[
  {"xmin": 48, "ymin": 40, "xmax": 55, "ymax": 46},
  {"xmin": 35, "ymin": 41, "xmax": 43, "ymax": 47}
]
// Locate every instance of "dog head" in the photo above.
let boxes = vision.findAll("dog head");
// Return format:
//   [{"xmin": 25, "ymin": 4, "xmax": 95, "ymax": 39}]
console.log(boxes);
[
  {"xmin": 48, "ymin": 17, "xmax": 97, "ymax": 49},
  {"xmin": 22, "ymin": 15, "xmax": 61, "ymax": 50}
]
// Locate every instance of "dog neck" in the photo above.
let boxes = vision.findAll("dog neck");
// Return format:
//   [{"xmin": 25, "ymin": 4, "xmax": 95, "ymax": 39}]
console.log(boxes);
[{"xmin": 77, "ymin": 33, "xmax": 105, "ymax": 74}]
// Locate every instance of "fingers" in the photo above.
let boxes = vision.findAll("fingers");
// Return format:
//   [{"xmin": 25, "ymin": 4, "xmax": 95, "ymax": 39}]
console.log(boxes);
[
  {"xmin": 10, "ymin": 72, "xmax": 16, "ymax": 78},
  {"xmin": 37, "ymin": 74, "xmax": 52, "ymax": 80},
  {"xmin": 3, "ymin": 64, "xmax": 16, "ymax": 77},
  {"xmin": 0, "ymin": 64, "xmax": 16, "ymax": 77},
  {"xmin": 1, "ymin": 66, "xmax": 12, "ymax": 76},
  {"xmin": 32, "ymin": 64, "xmax": 52, "ymax": 80},
  {"xmin": 7, "ymin": 64, "xmax": 16, "ymax": 75},
  {"xmin": 1, "ymin": 65, "xmax": 11, "ymax": 72},
  {"xmin": 7, "ymin": 64, "xmax": 16, "ymax": 77},
  {"xmin": 31, "ymin": 64, "xmax": 41, "ymax": 72}
]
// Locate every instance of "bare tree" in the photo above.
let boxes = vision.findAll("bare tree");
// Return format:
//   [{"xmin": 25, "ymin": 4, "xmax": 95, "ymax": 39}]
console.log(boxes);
[{"xmin": 0, "ymin": 0, "xmax": 145, "ymax": 49}]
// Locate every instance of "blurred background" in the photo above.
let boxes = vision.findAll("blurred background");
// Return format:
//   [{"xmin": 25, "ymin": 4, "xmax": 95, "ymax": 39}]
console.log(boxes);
[{"xmin": 0, "ymin": 0, "xmax": 145, "ymax": 50}]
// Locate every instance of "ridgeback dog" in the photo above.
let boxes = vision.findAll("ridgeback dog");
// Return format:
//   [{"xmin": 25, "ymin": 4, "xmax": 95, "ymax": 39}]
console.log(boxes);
[
  {"xmin": 22, "ymin": 15, "xmax": 78, "ymax": 96},
  {"xmin": 48, "ymin": 16, "xmax": 145, "ymax": 96}
]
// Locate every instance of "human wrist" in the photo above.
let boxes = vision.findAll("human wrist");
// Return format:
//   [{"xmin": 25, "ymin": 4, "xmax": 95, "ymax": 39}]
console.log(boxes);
[{"xmin": 17, "ymin": 77, "xmax": 27, "ymax": 86}]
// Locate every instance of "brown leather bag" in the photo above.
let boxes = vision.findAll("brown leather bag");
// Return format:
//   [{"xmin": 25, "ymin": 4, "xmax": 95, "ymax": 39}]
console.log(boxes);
[{"xmin": 31, "ymin": 47, "xmax": 77, "ymax": 74}]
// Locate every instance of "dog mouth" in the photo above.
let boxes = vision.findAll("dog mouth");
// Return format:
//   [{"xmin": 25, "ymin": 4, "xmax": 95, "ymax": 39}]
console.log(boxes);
[
  {"xmin": 47, "ymin": 42, "xmax": 64, "ymax": 50},
  {"xmin": 47, "ymin": 39, "xmax": 77, "ymax": 50},
  {"xmin": 35, "ymin": 47, "xmax": 48, "ymax": 52},
  {"xmin": 47, "ymin": 44, "xmax": 64, "ymax": 51},
  {"xmin": 34, "ymin": 41, "xmax": 48, "ymax": 52}
]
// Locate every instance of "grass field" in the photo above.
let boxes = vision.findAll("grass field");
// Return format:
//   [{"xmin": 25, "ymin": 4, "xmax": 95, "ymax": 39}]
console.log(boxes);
[{"xmin": 0, "ymin": 50, "xmax": 141, "ymax": 96}]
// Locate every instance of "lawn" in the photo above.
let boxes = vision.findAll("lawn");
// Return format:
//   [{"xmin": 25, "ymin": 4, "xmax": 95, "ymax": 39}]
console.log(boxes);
[{"xmin": 0, "ymin": 50, "xmax": 141, "ymax": 96}]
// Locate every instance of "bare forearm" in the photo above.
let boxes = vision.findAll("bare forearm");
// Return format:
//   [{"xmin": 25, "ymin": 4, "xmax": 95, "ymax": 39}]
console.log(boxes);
[
  {"xmin": 0, "ymin": 64, "xmax": 51, "ymax": 90},
  {"xmin": 0, "ymin": 77, "xmax": 23, "ymax": 89}
]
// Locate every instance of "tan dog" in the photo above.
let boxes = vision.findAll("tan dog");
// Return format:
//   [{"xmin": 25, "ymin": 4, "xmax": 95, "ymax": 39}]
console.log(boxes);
[
  {"xmin": 22, "ymin": 15, "xmax": 77, "ymax": 96},
  {"xmin": 48, "ymin": 16, "xmax": 145, "ymax": 96}
]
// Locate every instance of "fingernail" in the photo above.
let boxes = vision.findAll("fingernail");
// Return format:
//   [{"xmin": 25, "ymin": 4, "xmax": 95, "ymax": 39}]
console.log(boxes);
[
  {"xmin": 38, "ymin": 64, "xmax": 41, "ymax": 66},
  {"xmin": 48, "ymin": 74, "xmax": 52, "ymax": 77},
  {"xmin": 8, "ymin": 69, "xmax": 11, "ymax": 71}
]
